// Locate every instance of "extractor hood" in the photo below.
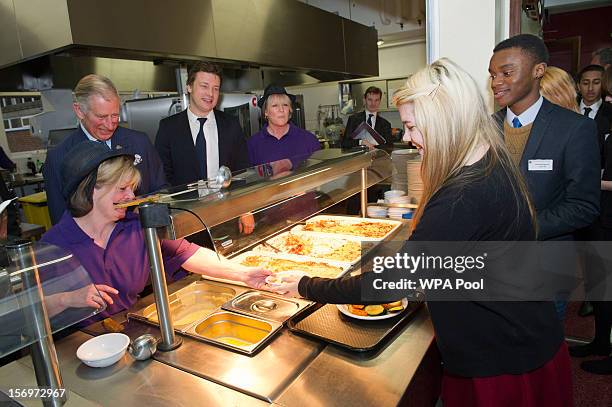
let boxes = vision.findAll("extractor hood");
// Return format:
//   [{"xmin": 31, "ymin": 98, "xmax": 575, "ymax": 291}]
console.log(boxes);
[{"xmin": 0, "ymin": 0, "xmax": 379, "ymax": 90}]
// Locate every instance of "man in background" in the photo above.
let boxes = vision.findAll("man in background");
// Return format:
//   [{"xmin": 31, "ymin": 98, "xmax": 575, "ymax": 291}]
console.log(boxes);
[
  {"xmin": 44, "ymin": 74, "xmax": 167, "ymax": 224},
  {"xmin": 591, "ymin": 47, "xmax": 612, "ymax": 69},
  {"xmin": 342, "ymin": 86, "xmax": 393, "ymax": 149},
  {"xmin": 577, "ymin": 64, "xmax": 612, "ymax": 152}
]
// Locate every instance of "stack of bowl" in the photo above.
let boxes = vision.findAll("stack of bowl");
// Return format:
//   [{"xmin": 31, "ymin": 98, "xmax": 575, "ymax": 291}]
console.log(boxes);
[{"xmin": 367, "ymin": 205, "xmax": 388, "ymax": 218}]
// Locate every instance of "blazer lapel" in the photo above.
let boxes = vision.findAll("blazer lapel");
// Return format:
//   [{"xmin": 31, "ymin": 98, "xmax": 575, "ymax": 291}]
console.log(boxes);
[{"xmin": 519, "ymin": 99, "xmax": 553, "ymax": 170}]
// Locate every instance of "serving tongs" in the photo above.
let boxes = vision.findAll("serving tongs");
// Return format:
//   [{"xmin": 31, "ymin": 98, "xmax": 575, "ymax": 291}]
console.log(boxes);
[
  {"xmin": 261, "ymin": 241, "xmax": 282, "ymax": 253},
  {"xmin": 114, "ymin": 166, "xmax": 232, "ymax": 209}
]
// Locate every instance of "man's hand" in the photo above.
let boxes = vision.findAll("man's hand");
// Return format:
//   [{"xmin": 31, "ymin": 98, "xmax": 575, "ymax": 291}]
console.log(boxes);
[{"xmin": 239, "ymin": 213, "xmax": 255, "ymax": 235}]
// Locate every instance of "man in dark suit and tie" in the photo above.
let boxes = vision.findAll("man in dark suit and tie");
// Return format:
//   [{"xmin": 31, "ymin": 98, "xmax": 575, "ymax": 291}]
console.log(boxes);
[
  {"xmin": 155, "ymin": 61, "xmax": 249, "ymax": 186},
  {"xmin": 43, "ymin": 74, "xmax": 167, "ymax": 224},
  {"xmin": 577, "ymin": 64, "xmax": 612, "ymax": 153},
  {"xmin": 342, "ymin": 86, "xmax": 393, "ymax": 149}
]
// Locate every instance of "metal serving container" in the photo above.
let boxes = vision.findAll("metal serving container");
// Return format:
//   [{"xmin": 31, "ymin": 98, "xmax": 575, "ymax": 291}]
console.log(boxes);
[
  {"xmin": 184, "ymin": 311, "xmax": 282, "ymax": 355},
  {"xmin": 222, "ymin": 291, "xmax": 312, "ymax": 323},
  {"xmin": 128, "ymin": 280, "xmax": 242, "ymax": 331}
]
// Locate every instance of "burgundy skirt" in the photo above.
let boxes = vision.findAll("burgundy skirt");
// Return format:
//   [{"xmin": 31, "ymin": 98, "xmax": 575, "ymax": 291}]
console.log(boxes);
[{"xmin": 441, "ymin": 342, "xmax": 573, "ymax": 407}]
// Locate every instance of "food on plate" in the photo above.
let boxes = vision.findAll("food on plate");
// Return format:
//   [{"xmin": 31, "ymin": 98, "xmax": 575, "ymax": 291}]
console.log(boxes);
[
  {"xmin": 348, "ymin": 305, "xmax": 368, "ymax": 316},
  {"xmin": 346, "ymin": 301, "xmax": 406, "ymax": 317},
  {"xmin": 364, "ymin": 305, "xmax": 385, "ymax": 316},
  {"xmin": 258, "ymin": 233, "xmax": 373, "ymax": 262},
  {"xmin": 240, "ymin": 255, "xmax": 344, "ymax": 279},
  {"xmin": 302, "ymin": 219, "xmax": 395, "ymax": 238}
]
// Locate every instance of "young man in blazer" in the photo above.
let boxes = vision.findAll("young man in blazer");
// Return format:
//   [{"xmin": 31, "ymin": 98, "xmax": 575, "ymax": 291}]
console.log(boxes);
[
  {"xmin": 577, "ymin": 64, "xmax": 612, "ymax": 154},
  {"xmin": 342, "ymin": 86, "xmax": 393, "ymax": 149},
  {"xmin": 155, "ymin": 61, "xmax": 250, "ymax": 186},
  {"xmin": 490, "ymin": 35, "xmax": 601, "ymax": 342},
  {"xmin": 44, "ymin": 74, "xmax": 167, "ymax": 224}
]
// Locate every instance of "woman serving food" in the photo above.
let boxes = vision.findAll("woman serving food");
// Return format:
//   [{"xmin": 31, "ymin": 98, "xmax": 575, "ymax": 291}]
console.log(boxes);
[{"xmin": 41, "ymin": 142, "xmax": 270, "ymax": 322}]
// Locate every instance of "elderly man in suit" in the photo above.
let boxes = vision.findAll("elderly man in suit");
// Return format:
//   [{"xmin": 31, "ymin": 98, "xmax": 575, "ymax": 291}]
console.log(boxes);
[
  {"xmin": 43, "ymin": 74, "xmax": 167, "ymax": 224},
  {"xmin": 342, "ymin": 86, "xmax": 393, "ymax": 149},
  {"xmin": 155, "ymin": 61, "xmax": 249, "ymax": 187}
]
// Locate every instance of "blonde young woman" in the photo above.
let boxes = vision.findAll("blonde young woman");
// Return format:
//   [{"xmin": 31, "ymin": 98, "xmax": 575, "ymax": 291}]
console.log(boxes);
[
  {"xmin": 271, "ymin": 59, "xmax": 572, "ymax": 406},
  {"xmin": 540, "ymin": 66, "xmax": 580, "ymax": 112}
]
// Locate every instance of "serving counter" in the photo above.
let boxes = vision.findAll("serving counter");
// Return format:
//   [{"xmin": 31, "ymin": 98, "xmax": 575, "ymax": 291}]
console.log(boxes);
[{"xmin": 0, "ymin": 148, "xmax": 440, "ymax": 406}]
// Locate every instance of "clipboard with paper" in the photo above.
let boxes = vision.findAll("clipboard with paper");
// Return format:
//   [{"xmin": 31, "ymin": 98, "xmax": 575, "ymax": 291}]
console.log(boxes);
[{"xmin": 349, "ymin": 121, "xmax": 387, "ymax": 146}]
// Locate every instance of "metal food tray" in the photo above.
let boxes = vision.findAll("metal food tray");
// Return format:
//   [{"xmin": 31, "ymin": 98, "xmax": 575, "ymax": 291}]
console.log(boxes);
[
  {"xmin": 252, "ymin": 230, "xmax": 377, "ymax": 266},
  {"xmin": 291, "ymin": 214, "xmax": 402, "ymax": 242},
  {"xmin": 287, "ymin": 301, "xmax": 422, "ymax": 352}
]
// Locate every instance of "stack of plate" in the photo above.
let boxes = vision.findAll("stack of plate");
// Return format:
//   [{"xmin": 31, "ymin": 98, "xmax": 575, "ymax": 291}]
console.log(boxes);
[
  {"xmin": 391, "ymin": 149, "xmax": 419, "ymax": 192},
  {"xmin": 367, "ymin": 206, "xmax": 388, "ymax": 218},
  {"xmin": 384, "ymin": 190, "xmax": 405, "ymax": 203},
  {"xmin": 388, "ymin": 207, "xmax": 413, "ymax": 219},
  {"xmin": 406, "ymin": 158, "xmax": 423, "ymax": 205}
]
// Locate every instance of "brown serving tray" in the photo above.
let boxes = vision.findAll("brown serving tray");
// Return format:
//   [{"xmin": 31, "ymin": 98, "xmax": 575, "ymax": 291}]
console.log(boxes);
[{"xmin": 287, "ymin": 301, "xmax": 422, "ymax": 352}]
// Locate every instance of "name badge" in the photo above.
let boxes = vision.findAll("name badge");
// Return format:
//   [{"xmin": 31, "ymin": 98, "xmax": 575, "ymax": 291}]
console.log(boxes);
[{"xmin": 528, "ymin": 159, "xmax": 553, "ymax": 171}]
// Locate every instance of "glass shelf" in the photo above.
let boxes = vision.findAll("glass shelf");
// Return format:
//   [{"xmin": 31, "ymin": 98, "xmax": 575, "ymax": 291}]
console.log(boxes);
[{"xmin": 0, "ymin": 240, "xmax": 104, "ymax": 359}]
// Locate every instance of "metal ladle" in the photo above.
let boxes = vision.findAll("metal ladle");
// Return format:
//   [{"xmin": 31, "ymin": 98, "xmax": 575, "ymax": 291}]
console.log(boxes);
[
  {"xmin": 128, "ymin": 334, "xmax": 159, "ymax": 361},
  {"xmin": 187, "ymin": 165, "xmax": 232, "ymax": 189}
]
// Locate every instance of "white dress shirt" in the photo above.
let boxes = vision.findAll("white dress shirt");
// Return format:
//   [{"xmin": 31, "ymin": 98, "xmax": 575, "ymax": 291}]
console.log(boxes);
[
  {"xmin": 187, "ymin": 107, "xmax": 219, "ymax": 180},
  {"xmin": 81, "ymin": 124, "xmax": 112, "ymax": 148},
  {"xmin": 579, "ymin": 98, "xmax": 602, "ymax": 119},
  {"xmin": 506, "ymin": 95, "xmax": 543, "ymax": 127},
  {"xmin": 365, "ymin": 109, "xmax": 377, "ymax": 129}
]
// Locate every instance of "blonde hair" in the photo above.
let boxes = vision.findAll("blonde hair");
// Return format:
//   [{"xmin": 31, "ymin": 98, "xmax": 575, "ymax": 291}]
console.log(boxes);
[
  {"xmin": 392, "ymin": 58, "xmax": 536, "ymax": 235},
  {"xmin": 604, "ymin": 66, "xmax": 612, "ymax": 97},
  {"xmin": 263, "ymin": 94, "xmax": 293, "ymax": 119},
  {"xmin": 73, "ymin": 74, "xmax": 119, "ymax": 113},
  {"xmin": 69, "ymin": 156, "xmax": 141, "ymax": 218},
  {"xmin": 540, "ymin": 67, "xmax": 579, "ymax": 113}
]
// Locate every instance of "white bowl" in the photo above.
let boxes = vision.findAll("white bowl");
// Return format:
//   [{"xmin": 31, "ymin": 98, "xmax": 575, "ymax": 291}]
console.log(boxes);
[{"xmin": 77, "ymin": 333, "xmax": 130, "ymax": 368}]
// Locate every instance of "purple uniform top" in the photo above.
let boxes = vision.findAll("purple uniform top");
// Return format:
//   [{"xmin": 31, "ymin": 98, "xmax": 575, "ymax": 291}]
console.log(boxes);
[
  {"xmin": 247, "ymin": 123, "xmax": 320, "ymax": 167},
  {"xmin": 41, "ymin": 211, "xmax": 198, "ymax": 323}
]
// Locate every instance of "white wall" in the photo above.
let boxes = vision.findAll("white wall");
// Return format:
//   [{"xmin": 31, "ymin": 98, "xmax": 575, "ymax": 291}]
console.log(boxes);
[{"xmin": 429, "ymin": 0, "xmax": 498, "ymax": 111}]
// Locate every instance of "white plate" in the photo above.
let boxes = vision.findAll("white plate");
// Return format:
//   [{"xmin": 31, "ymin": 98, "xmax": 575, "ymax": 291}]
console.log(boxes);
[{"xmin": 336, "ymin": 299, "xmax": 408, "ymax": 321}]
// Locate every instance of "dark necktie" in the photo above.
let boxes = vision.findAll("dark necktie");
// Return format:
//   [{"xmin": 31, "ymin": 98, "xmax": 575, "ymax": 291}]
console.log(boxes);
[
  {"xmin": 583, "ymin": 107, "xmax": 592, "ymax": 117},
  {"xmin": 195, "ymin": 118, "xmax": 208, "ymax": 180},
  {"xmin": 367, "ymin": 113, "xmax": 374, "ymax": 127},
  {"xmin": 97, "ymin": 139, "xmax": 110, "ymax": 149}
]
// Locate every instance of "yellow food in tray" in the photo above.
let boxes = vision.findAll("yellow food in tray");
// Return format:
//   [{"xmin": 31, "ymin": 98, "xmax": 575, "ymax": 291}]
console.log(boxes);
[
  {"xmin": 259, "ymin": 233, "xmax": 372, "ymax": 263},
  {"xmin": 303, "ymin": 219, "xmax": 395, "ymax": 238},
  {"xmin": 240, "ymin": 255, "xmax": 344, "ymax": 279}
]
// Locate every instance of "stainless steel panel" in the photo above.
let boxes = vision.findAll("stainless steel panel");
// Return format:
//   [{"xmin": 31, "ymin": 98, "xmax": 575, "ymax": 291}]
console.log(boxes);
[
  {"xmin": 275, "ymin": 309, "xmax": 436, "ymax": 407},
  {"xmin": 66, "ymin": 0, "xmax": 217, "ymax": 60},
  {"xmin": 12, "ymin": 331, "xmax": 267, "ymax": 406},
  {"xmin": 343, "ymin": 18, "xmax": 379, "ymax": 77},
  {"xmin": 0, "ymin": 0, "xmax": 21, "ymax": 69},
  {"xmin": 121, "ymin": 318, "xmax": 325, "ymax": 402},
  {"xmin": 212, "ymin": 0, "xmax": 346, "ymax": 72},
  {"xmin": 14, "ymin": 0, "xmax": 72, "ymax": 60}
]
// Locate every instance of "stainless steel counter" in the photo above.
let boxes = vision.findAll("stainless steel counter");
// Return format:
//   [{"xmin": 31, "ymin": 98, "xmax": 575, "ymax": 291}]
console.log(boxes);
[{"xmin": 0, "ymin": 225, "xmax": 438, "ymax": 406}]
